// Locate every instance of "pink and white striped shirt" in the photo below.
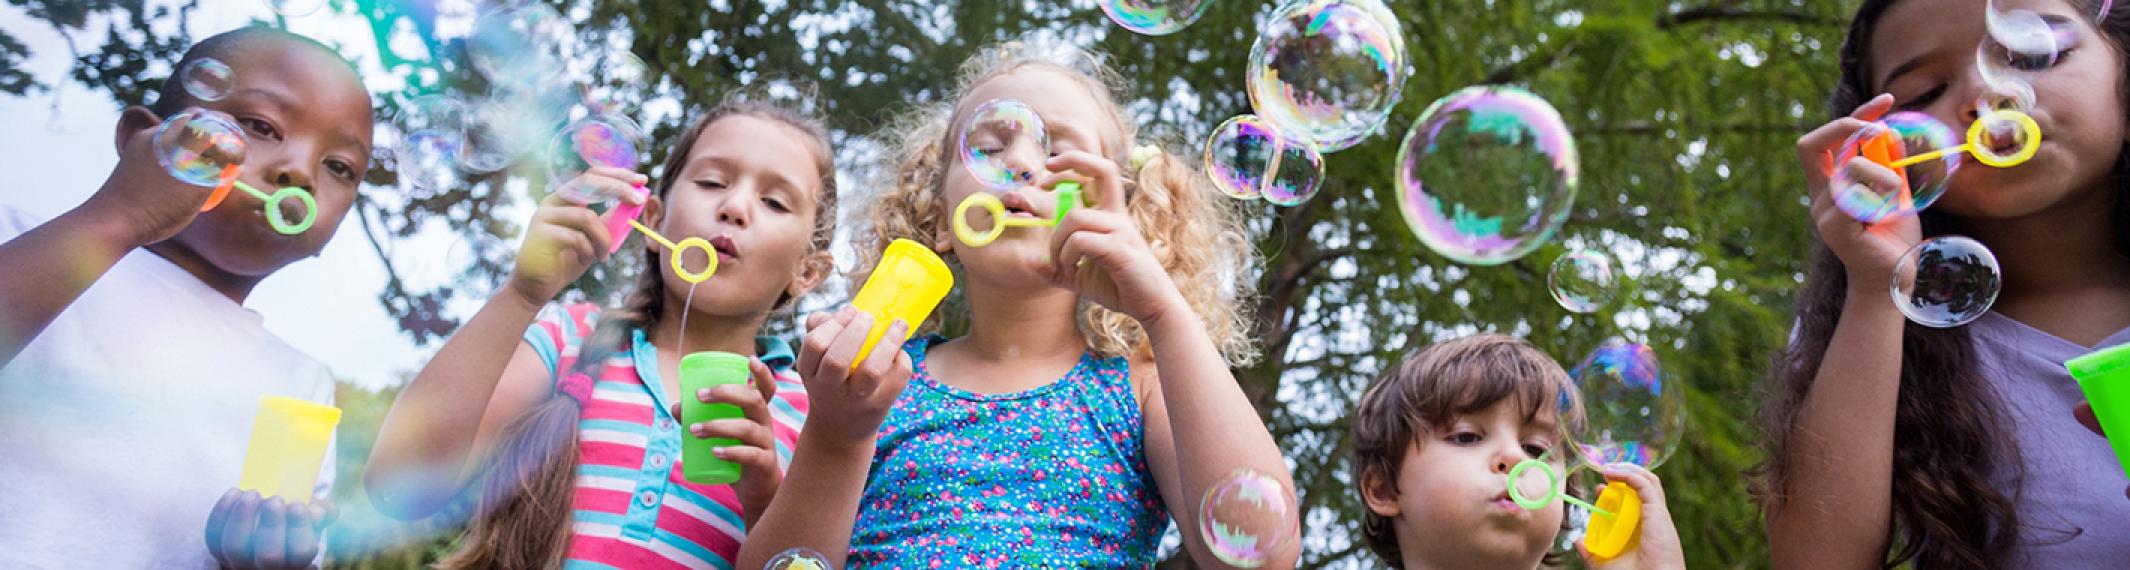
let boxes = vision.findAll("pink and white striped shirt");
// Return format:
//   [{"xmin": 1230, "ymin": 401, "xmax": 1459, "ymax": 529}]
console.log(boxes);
[{"xmin": 526, "ymin": 303, "xmax": 807, "ymax": 570}]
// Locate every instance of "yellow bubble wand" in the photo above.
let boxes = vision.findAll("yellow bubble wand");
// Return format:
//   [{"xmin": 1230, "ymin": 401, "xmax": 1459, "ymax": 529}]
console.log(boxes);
[
  {"xmin": 625, "ymin": 219, "xmax": 719, "ymax": 284},
  {"xmin": 1884, "ymin": 108, "xmax": 2042, "ymax": 169},
  {"xmin": 951, "ymin": 182, "xmax": 1083, "ymax": 247}
]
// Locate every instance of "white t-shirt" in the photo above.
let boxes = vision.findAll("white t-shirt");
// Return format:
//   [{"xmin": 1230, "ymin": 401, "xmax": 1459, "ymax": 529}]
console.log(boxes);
[{"xmin": 0, "ymin": 207, "xmax": 337, "ymax": 569}]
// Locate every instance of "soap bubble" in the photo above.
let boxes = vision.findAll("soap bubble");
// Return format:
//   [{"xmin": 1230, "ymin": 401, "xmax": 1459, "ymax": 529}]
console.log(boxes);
[
  {"xmin": 1548, "ymin": 249, "xmax": 1616, "ymax": 313},
  {"xmin": 1830, "ymin": 112, "xmax": 1961, "ymax": 223},
  {"xmin": 1892, "ymin": 236, "xmax": 2001, "ymax": 328},
  {"xmin": 466, "ymin": 2, "xmax": 574, "ymax": 93},
  {"xmin": 179, "ymin": 58, "xmax": 235, "ymax": 102},
  {"xmin": 958, "ymin": 99, "xmax": 1050, "ymax": 192},
  {"xmin": 1099, "ymin": 0, "xmax": 1213, "ymax": 35},
  {"xmin": 1199, "ymin": 469, "xmax": 1297, "ymax": 567},
  {"xmin": 547, "ymin": 116, "xmax": 648, "ymax": 203},
  {"xmin": 764, "ymin": 547, "xmax": 832, "ymax": 570},
  {"xmin": 263, "ymin": 0, "xmax": 325, "ymax": 17},
  {"xmin": 1247, "ymin": 0, "xmax": 1407, "ymax": 152},
  {"xmin": 1395, "ymin": 86, "xmax": 1580, "ymax": 266},
  {"xmin": 457, "ymin": 93, "xmax": 568, "ymax": 174},
  {"xmin": 392, "ymin": 95, "xmax": 468, "ymax": 192},
  {"xmin": 1202, "ymin": 115, "xmax": 1325, "ymax": 205},
  {"xmin": 1976, "ymin": 1, "xmax": 2069, "ymax": 90},
  {"xmin": 580, "ymin": 51, "xmax": 648, "ymax": 116},
  {"xmin": 1564, "ymin": 340, "xmax": 1682, "ymax": 470},
  {"xmin": 154, "ymin": 109, "xmax": 248, "ymax": 187}
]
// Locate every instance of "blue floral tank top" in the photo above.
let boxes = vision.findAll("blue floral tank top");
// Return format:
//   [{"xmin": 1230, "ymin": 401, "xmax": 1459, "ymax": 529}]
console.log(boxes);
[{"xmin": 846, "ymin": 335, "xmax": 1170, "ymax": 568}]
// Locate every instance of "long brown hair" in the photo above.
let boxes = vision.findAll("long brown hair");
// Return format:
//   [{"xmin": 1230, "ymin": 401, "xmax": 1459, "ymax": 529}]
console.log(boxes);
[
  {"xmin": 438, "ymin": 93, "xmax": 838, "ymax": 568},
  {"xmin": 1751, "ymin": 1, "xmax": 2130, "ymax": 567}
]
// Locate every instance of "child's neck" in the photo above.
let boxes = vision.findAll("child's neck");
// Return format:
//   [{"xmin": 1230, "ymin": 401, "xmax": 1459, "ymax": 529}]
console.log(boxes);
[
  {"xmin": 928, "ymin": 278, "xmax": 1086, "ymax": 394},
  {"xmin": 648, "ymin": 305, "xmax": 763, "ymax": 358},
  {"xmin": 145, "ymin": 241, "xmax": 264, "ymax": 303}
]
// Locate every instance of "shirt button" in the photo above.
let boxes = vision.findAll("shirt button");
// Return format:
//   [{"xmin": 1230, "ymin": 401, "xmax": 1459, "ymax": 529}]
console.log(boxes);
[
  {"xmin": 650, "ymin": 454, "xmax": 669, "ymax": 468},
  {"xmin": 637, "ymin": 490, "xmax": 658, "ymax": 507}
]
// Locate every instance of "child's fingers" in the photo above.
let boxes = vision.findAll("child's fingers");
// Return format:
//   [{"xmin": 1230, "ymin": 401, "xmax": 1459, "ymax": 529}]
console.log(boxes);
[
  {"xmin": 797, "ymin": 308, "xmax": 856, "ymax": 382},
  {"xmin": 712, "ymin": 444, "xmax": 781, "ymax": 475},
  {"xmin": 702, "ymin": 384, "xmax": 770, "ymax": 425},
  {"xmin": 692, "ymin": 418, "xmax": 776, "ymax": 450},
  {"xmin": 204, "ymin": 490, "xmax": 239, "ymax": 567},
  {"xmin": 1600, "ymin": 463, "xmax": 1667, "ymax": 506},
  {"xmin": 750, "ymin": 357, "xmax": 779, "ymax": 404},
  {"xmin": 584, "ymin": 166, "xmax": 650, "ymax": 189},
  {"xmin": 868, "ymin": 349, "xmax": 916, "ymax": 409},
  {"xmin": 218, "ymin": 492, "xmax": 263, "ymax": 568},
  {"xmin": 851, "ymin": 319, "xmax": 909, "ymax": 399},
  {"xmin": 284, "ymin": 506, "xmax": 319, "ymax": 568},
  {"xmin": 822, "ymin": 312, "xmax": 878, "ymax": 388},
  {"xmin": 1042, "ymin": 150, "xmax": 1127, "ymax": 211},
  {"xmin": 2076, "ymin": 402, "xmax": 2103, "ymax": 436},
  {"xmin": 253, "ymin": 497, "xmax": 290, "ymax": 568}
]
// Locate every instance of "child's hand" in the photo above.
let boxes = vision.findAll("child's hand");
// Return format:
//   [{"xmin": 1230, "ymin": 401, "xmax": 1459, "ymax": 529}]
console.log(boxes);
[
  {"xmin": 2073, "ymin": 402, "xmax": 2129, "ymax": 500},
  {"xmin": 1027, "ymin": 151, "xmax": 1189, "ymax": 327},
  {"xmin": 795, "ymin": 307, "xmax": 911, "ymax": 447},
  {"xmin": 504, "ymin": 166, "xmax": 647, "ymax": 307},
  {"xmin": 1582, "ymin": 463, "xmax": 1685, "ymax": 570},
  {"xmin": 668, "ymin": 357, "xmax": 787, "ymax": 520},
  {"xmin": 81, "ymin": 111, "xmax": 221, "ymax": 247},
  {"xmin": 1797, "ymin": 93, "xmax": 1922, "ymax": 293},
  {"xmin": 203, "ymin": 490, "xmax": 335, "ymax": 569}
]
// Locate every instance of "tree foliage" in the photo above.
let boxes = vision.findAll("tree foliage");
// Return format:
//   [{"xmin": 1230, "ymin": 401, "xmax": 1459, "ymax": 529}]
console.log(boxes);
[{"xmin": 2, "ymin": 0, "xmax": 1857, "ymax": 566}]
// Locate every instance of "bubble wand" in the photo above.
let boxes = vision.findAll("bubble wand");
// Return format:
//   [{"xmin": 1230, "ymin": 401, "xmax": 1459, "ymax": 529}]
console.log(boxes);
[
  {"xmin": 951, "ymin": 182, "xmax": 1083, "ymax": 247},
  {"xmin": 624, "ymin": 218, "xmax": 718, "ymax": 284},
  {"xmin": 1879, "ymin": 108, "xmax": 2042, "ymax": 169}
]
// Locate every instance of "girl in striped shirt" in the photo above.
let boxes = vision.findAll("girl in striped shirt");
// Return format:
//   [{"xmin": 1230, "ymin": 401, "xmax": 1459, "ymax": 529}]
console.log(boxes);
[{"xmin": 364, "ymin": 95, "xmax": 839, "ymax": 569}]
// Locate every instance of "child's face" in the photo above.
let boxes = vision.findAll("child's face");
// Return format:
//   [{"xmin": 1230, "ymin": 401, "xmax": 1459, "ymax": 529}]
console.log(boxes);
[
  {"xmin": 937, "ymin": 66, "xmax": 1121, "ymax": 288},
  {"xmin": 1364, "ymin": 398, "xmax": 1565, "ymax": 569},
  {"xmin": 650, "ymin": 114, "xmax": 827, "ymax": 317},
  {"xmin": 1871, "ymin": 0, "xmax": 2126, "ymax": 220},
  {"xmin": 147, "ymin": 40, "xmax": 374, "ymax": 277}
]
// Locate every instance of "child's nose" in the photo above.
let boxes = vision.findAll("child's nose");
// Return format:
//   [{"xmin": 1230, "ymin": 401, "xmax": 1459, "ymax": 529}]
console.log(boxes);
[{"xmin": 715, "ymin": 191, "xmax": 752, "ymax": 228}]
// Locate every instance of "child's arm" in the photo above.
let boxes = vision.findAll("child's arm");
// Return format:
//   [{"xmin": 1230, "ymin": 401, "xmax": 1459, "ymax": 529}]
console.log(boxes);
[
  {"xmin": 363, "ymin": 169, "xmax": 644, "ymax": 519},
  {"xmin": 1769, "ymin": 93, "xmax": 1915, "ymax": 567},
  {"xmin": 0, "ymin": 109, "xmax": 217, "ymax": 368},
  {"xmin": 1582, "ymin": 464, "xmax": 1685, "ymax": 570},
  {"xmin": 734, "ymin": 308, "xmax": 910, "ymax": 570},
  {"xmin": 1032, "ymin": 152, "xmax": 1301, "ymax": 569}
]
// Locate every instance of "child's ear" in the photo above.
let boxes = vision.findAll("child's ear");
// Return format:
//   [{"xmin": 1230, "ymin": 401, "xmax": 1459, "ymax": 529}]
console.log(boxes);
[
  {"xmin": 1360, "ymin": 465, "xmax": 1403, "ymax": 518},
  {"xmin": 116, "ymin": 106, "xmax": 161, "ymax": 153},
  {"xmin": 638, "ymin": 193, "xmax": 666, "ymax": 253},
  {"xmin": 789, "ymin": 248, "xmax": 833, "ymax": 301}
]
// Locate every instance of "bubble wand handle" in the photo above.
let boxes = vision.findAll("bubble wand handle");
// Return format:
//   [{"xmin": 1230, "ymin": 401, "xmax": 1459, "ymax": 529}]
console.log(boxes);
[
  {"xmin": 1887, "ymin": 145, "xmax": 1971, "ymax": 169},
  {"xmin": 227, "ymin": 180, "xmax": 318, "ymax": 235},
  {"xmin": 605, "ymin": 185, "xmax": 648, "ymax": 254}
]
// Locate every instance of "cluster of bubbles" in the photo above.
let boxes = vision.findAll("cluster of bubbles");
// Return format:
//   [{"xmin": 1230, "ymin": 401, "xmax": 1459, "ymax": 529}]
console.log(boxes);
[
  {"xmin": 1547, "ymin": 249, "xmax": 1616, "ymax": 313},
  {"xmin": 387, "ymin": 2, "xmax": 647, "ymax": 198},
  {"xmin": 1196, "ymin": 468, "xmax": 1298, "ymax": 568},
  {"xmin": 1203, "ymin": 115, "xmax": 1324, "ymax": 205},
  {"xmin": 1197, "ymin": 0, "xmax": 1406, "ymax": 208},
  {"xmin": 1563, "ymin": 339, "xmax": 1683, "ymax": 470},
  {"xmin": 1395, "ymin": 86, "xmax": 1580, "ymax": 266},
  {"xmin": 1893, "ymin": 236, "xmax": 2003, "ymax": 328}
]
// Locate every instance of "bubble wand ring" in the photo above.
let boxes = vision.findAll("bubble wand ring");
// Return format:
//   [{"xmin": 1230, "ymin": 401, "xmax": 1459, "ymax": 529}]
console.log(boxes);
[
  {"xmin": 1886, "ymin": 108, "xmax": 2042, "ymax": 169},
  {"xmin": 951, "ymin": 182, "xmax": 1083, "ymax": 248},
  {"xmin": 1506, "ymin": 458, "xmax": 1648, "ymax": 560},
  {"xmin": 225, "ymin": 180, "xmax": 318, "ymax": 235},
  {"xmin": 1504, "ymin": 458, "xmax": 1614, "ymax": 516},
  {"xmin": 626, "ymin": 219, "xmax": 718, "ymax": 284}
]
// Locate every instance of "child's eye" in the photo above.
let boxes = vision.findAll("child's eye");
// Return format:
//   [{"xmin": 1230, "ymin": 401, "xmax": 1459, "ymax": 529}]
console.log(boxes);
[
  {"xmin": 1446, "ymin": 431, "xmax": 1481, "ymax": 445},
  {"xmin": 1522, "ymin": 443, "xmax": 1551, "ymax": 458},
  {"xmin": 764, "ymin": 196, "xmax": 790, "ymax": 213},
  {"xmin": 241, "ymin": 117, "xmax": 281, "ymax": 141},
  {"xmin": 325, "ymin": 159, "xmax": 357, "ymax": 182},
  {"xmin": 694, "ymin": 179, "xmax": 726, "ymax": 190},
  {"xmin": 1896, "ymin": 85, "xmax": 1945, "ymax": 111}
]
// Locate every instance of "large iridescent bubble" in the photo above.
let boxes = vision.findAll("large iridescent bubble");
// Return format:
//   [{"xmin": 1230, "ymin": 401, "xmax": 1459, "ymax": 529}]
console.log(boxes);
[
  {"xmin": 1829, "ymin": 112, "xmax": 1962, "ymax": 223},
  {"xmin": 1197, "ymin": 468, "xmax": 1297, "ymax": 568},
  {"xmin": 1563, "ymin": 340, "xmax": 1683, "ymax": 469},
  {"xmin": 547, "ymin": 116, "xmax": 648, "ymax": 203},
  {"xmin": 1099, "ymin": 0, "xmax": 1212, "ymax": 35},
  {"xmin": 1395, "ymin": 86, "xmax": 1579, "ymax": 265},
  {"xmin": 957, "ymin": 99, "xmax": 1050, "ymax": 192},
  {"xmin": 154, "ymin": 109, "xmax": 247, "ymax": 187},
  {"xmin": 1201, "ymin": 115, "xmax": 1324, "ymax": 205},
  {"xmin": 1246, "ymin": 0, "xmax": 1407, "ymax": 152},
  {"xmin": 1892, "ymin": 236, "xmax": 2002, "ymax": 328}
]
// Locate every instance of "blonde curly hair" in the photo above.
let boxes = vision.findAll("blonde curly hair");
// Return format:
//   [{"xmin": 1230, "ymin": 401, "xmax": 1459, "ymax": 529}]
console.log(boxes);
[{"xmin": 848, "ymin": 38, "xmax": 1260, "ymax": 366}]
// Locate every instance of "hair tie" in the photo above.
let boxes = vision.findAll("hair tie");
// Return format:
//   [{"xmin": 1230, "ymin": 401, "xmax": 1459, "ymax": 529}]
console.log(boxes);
[{"xmin": 1129, "ymin": 144, "xmax": 1161, "ymax": 171}]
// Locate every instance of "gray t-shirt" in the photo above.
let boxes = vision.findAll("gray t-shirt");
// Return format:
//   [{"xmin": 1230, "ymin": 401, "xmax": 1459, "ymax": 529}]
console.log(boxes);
[{"xmin": 1970, "ymin": 311, "xmax": 2130, "ymax": 567}]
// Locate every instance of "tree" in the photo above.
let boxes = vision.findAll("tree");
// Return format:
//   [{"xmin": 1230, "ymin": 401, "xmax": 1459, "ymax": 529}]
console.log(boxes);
[{"xmin": 3, "ymin": 0, "xmax": 1853, "ymax": 566}]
